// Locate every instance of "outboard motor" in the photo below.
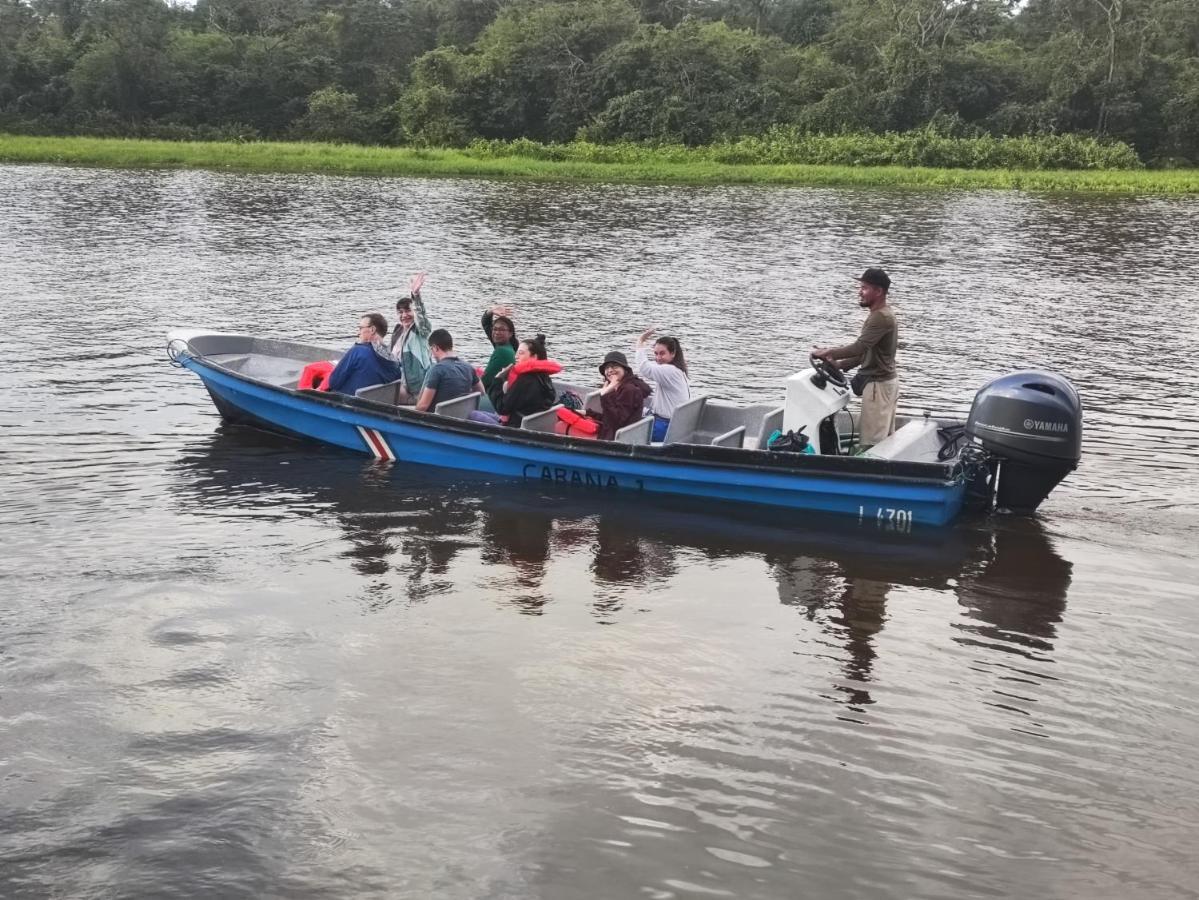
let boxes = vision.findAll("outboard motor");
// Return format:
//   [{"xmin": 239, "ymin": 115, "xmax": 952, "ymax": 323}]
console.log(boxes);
[{"xmin": 965, "ymin": 371, "xmax": 1082, "ymax": 513}]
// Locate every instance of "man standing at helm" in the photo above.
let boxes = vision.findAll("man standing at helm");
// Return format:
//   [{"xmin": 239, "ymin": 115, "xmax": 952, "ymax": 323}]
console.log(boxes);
[{"xmin": 813, "ymin": 268, "xmax": 899, "ymax": 450}]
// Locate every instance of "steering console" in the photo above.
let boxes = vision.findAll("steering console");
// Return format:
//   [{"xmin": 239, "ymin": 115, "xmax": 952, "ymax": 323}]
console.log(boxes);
[{"xmin": 809, "ymin": 354, "xmax": 848, "ymax": 389}]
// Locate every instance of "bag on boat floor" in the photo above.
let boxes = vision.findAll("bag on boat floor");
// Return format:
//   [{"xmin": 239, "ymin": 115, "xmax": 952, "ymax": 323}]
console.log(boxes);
[
  {"xmin": 555, "ymin": 406, "xmax": 599, "ymax": 437},
  {"xmin": 767, "ymin": 428, "xmax": 814, "ymax": 454},
  {"xmin": 299, "ymin": 360, "xmax": 335, "ymax": 391},
  {"xmin": 558, "ymin": 390, "xmax": 584, "ymax": 412}
]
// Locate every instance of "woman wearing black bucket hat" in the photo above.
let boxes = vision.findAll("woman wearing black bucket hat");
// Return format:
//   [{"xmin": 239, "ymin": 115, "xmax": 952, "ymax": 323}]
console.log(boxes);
[{"xmin": 595, "ymin": 351, "xmax": 653, "ymax": 441}]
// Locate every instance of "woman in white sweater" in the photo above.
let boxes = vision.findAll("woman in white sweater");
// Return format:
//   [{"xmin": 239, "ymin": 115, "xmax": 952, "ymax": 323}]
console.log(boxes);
[{"xmin": 634, "ymin": 328, "xmax": 691, "ymax": 442}]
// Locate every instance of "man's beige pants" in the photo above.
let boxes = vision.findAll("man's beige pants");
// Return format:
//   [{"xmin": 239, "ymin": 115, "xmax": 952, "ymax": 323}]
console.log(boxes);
[{"xmin": 859, "ymin": 379, "xmax": 899, "ymax": 448}]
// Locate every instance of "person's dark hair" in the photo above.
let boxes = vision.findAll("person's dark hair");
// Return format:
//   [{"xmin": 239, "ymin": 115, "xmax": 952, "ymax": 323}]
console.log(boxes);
[
  {"xmin": 428, "ymin": 328, "xmax": 453, "ymax": 352},
  {"xmin": 628, "ymin": 373, "xmax": 653, "ymax": 396},
  {"xmin": 655, "ymin": 336, "xmax": 687, "ymax": 374},
  {"xmin": 491, "ymin": 315, "xmax": 516, "ymax": 343},
  {"xmin": 396, "ymin": 296, "xmax": 413, "ymax": 311},
  {"xmin": 521, "ymin": 334, "xmax": 548, "ymax": 360},
  {"xmin": 364, "ymin": 312, "xmax": 388, "ymax": 338}
]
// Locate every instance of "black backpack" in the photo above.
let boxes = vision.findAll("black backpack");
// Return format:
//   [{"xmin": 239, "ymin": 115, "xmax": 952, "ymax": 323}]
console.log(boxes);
[
  {"xmin": 767, "ymin": 428, "xmax": 810, "ymax": 453},
  {"xmin": 558, "ymin": 391, "xmax": 584, "ymax": 412}
]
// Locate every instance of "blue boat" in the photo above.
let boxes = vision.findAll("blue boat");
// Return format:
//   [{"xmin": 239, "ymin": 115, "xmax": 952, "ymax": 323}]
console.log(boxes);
[{"xmin": 167, "ymin": 330, "xmax": 1082, "ymax": 528}]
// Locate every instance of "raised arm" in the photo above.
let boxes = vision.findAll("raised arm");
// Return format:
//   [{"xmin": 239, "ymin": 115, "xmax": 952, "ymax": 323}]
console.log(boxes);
[
  {"xmin": 482, "ymin": 305, "xmax": 518, "ymax": 349},
  {"xmin": 634, "ymin": 344, "xmax": 658, "ymax": 379},
  {"xmin": 633, "ymin": 327, "xmax": 661, "ymax": 378},
  {"xmin": 411, "ymin": 290, "xmax": 432, "ymax": 339}
]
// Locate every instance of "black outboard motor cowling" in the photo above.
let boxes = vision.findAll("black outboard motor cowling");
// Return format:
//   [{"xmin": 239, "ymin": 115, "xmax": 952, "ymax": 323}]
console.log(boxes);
[{"xmin": 965, "ymin": 370, "xmax": 1082, "ymax": 513}]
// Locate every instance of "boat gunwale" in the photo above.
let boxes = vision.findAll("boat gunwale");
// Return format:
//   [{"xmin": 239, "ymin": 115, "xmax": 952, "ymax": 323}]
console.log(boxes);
[{"xmin": 184, "ymin": 349, "xmax": 964, "ymax": 489}]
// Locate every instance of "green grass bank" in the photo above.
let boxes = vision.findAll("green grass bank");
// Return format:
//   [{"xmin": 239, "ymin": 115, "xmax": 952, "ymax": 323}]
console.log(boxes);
[{"xmin": 3, "ymin": 134, "xmax": 1198, "ymax": 194}]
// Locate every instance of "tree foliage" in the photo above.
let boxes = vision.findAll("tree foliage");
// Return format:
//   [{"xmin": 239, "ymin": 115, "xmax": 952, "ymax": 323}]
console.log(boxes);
[{"xmin": 0, "ymin": 0, "xmax": 1195, "ymax": 163}]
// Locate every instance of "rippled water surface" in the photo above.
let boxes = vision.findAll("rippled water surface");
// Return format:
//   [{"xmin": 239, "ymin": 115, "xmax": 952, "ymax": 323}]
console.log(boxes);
[{"xmin": 2, "ymin": 166, "xmax": 1198, "ymax": 899}]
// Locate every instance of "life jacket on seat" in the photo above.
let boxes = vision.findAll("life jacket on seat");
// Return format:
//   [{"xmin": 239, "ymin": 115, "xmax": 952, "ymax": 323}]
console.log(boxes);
[
  {"xmin": 299, "ymin": 360, "xmax": 336, "ymax": 391},
  {"xmin": 555, "ymin": 406, "xmax": 599, "ymax": 437}
]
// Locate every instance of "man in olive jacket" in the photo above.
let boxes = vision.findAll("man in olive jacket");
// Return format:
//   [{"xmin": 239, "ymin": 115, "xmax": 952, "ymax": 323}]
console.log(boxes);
[{"xmin": 813, "ymin": 268, "xmax": 899, "ymax": 449}]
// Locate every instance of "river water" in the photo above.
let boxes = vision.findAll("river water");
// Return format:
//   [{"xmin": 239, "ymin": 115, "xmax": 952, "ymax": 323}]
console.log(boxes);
[{"xmin": 1, "ymin": 165, "xmax": 1198, "ymax": 899}]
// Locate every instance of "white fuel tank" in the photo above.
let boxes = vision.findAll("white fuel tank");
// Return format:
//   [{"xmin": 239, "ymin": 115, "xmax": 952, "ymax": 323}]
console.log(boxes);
[{"xmin": 782, "ymin": 368, "xmax": 851, "ymax": 454}]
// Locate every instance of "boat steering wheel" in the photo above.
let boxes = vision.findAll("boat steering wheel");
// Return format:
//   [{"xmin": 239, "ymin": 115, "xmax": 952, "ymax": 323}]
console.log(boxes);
[{"xmin": 809, "ymin": 354, "xmax": 848, "ymax": 389}]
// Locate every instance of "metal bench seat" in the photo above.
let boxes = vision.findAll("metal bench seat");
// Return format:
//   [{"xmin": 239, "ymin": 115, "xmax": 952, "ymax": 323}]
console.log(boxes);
[{"xmin": 434, "ymin": 391, "xmax": 482, "ymax": 419}]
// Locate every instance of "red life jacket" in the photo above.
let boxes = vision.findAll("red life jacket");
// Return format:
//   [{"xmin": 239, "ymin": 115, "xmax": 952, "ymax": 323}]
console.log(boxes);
[
  {"xmin": 555, "ymin": 406, "xmax": 599, "ymax": 437},
  {"xmin": 506, "ymin": 357, "xmax": 563, "ymax": 387},
  {"xmin": 299, "ymin": 360, "xmax": 336, "ymax": 391}
]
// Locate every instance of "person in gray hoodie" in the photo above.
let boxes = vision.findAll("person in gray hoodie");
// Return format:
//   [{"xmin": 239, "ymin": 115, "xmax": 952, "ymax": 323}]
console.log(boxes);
[{"xmin": 634, "ymin": 329, "xmax": 691, "ymax": 441}]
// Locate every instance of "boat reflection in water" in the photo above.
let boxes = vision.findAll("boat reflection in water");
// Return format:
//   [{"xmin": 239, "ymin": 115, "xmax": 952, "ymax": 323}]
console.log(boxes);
[
  {"xmin": 769, "ymin": 521, "xmax": 1071, "ymax": 713},
  {"xmin": 174, "ymin": 425, "xmax": 1072, "ymax": 708}
]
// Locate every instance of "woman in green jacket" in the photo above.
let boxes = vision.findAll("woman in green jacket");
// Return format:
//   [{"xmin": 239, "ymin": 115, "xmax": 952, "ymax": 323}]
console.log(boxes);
[{"xmin": 480, "ymin": 306, "xmax": 518, "ymax": 395}]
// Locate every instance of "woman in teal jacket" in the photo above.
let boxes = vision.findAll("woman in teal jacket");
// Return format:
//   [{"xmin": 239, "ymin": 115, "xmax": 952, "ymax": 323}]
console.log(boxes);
[{"xmin": 389, "ymin": 277, "xmax": 433, "ymax": 403}]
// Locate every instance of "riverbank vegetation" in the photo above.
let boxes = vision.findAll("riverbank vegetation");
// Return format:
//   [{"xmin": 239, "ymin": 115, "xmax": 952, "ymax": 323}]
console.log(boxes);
[
  {"xmin": 5, "ymin": 133, "xmax": 1198, "ymax": 193},
  {"xmin": 466, "ymin": 130, "xmax": 1145, "ymax": 170},
  {"xmin": 1, "ymin": 0, "xmax": 1198, "ymax": 171}
]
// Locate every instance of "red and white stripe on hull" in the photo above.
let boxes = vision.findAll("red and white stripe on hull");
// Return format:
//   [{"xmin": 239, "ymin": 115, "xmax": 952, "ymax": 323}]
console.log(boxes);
[{"xmin": 356, "ymin": 425, "xmax": 396, "ymax": 461}]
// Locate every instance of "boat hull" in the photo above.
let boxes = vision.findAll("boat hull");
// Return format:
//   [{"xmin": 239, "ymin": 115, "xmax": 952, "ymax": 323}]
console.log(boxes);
[{"xmin": 181, "ymin": 353, "xmax": 966, "ymax": 528}]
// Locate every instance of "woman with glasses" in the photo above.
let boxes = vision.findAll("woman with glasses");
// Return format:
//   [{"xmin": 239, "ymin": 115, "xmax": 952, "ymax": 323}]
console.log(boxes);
[{"xmin": 480, "ymin": 305, "xmax": 519, "ymax": 396}]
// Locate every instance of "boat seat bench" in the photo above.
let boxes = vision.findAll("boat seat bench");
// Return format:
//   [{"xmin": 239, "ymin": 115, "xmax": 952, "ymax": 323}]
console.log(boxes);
[
  {"xmin": 662, "ymin": 398, "xmax": 783, "ymax": 450},
  {"xmin": 710, "ymin": 425, "xmax": 746, "ymax": 448},
  {"xmin": 434, "ymin": 391, "xmax": 482, "ymax": 419},
  {"xmin": 355, "ymin": 379, "xmax": 405, "ymax": 405},
  {"xmin": 520, "ymin": 404, "xmax": 564, "ymax": 433},
  {"xmin": 752, "ymin": 407, "xmax": 784, "ymax": 450},
  {"xmin": 614, "ymin": 415, "xmax": 654, "ymax": 445}
]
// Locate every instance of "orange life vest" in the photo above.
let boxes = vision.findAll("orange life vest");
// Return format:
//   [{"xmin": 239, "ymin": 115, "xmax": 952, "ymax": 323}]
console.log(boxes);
[
  {"xmin": 506, "ymin": 358, "xmax": 564, "ymax": 387},
  {"xmin": 555, "ymin": 406, "xmax": 599, "ymax": 437},
  {"xmin": 299, "ymin": 360, "xmax": 336, "ymax": 391}
]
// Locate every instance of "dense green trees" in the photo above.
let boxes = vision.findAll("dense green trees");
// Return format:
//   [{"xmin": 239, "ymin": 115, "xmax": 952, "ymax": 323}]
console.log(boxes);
[{"xmin": 0, "ymin": 0, "xmax": 1195, "ymax": 163}]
